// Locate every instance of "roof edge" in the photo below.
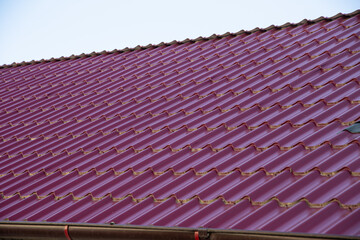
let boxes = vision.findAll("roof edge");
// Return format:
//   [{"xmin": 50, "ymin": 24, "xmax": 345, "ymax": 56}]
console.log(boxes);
[
  {"xmin": 1, "ymin": 9, "xmax": 359, "ymax": 69},
  {"xmin": 0, "ymin": 222, "xmax": 357, "ymax": 240}
]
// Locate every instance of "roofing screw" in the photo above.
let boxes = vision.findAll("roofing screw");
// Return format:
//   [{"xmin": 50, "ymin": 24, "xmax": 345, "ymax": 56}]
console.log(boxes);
[{"xmin": 198, "ymin": 230, "xmax": 210, "ymax": 240}]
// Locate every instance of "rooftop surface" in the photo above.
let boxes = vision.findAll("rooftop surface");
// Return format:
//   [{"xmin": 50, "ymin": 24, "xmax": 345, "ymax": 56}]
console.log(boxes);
[{"xmin": 0, "ymin": 10, "xmax": 360, "ymax": 238}]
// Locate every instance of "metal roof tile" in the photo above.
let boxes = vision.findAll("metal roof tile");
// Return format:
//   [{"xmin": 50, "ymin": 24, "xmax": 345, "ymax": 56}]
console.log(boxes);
[{"xmin": 0, "ymin": 11, "xmax": 359, "ymax": 237}]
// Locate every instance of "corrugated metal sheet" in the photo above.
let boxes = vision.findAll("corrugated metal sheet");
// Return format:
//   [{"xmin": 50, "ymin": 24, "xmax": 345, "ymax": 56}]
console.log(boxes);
[{"xmin": 1, "ymin": 11, "xmax": 360, "ymax": 237}]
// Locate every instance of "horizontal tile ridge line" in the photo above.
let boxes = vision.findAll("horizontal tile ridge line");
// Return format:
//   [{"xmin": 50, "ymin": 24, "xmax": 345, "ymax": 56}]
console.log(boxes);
[
  {"xmin": 1, "ymin": 36, "xmax": 357, "ymax": 89},
  {"xmin": 1, "ymin": 97, "xmax": 358, "ymax": 130},
  {"xmin": 2, "ymin": 76, "xmax": 359, "ymax": 115},
  {"xmin": 1, "ymin": 32, "xmax": 358, "ymax": 90},
  {"xmin": 1, "ymin": 192, "xmax": 359, "ymax": 209},
  {"xmin": 2, "ymin": 166, "xmax": 358, "ymax": 178},
  {"xmin": 1, "ymin": 117, "xmax": 357, "ymax": 142},
  {"xmin": 1, "ymin": 48, "xmax": 358, "ymax": 94},
  {"xmin": 110, "ymin": 33, "xmax": 358, "ymax": 63},
  {"xmin": 126, "ymin": 33, "xmax": 359, "ymax": 58},
  {"xmin": 2, "ymin": 138, "xmax": 359, "ymax": 159},
  {"xmin": 0, "ymin": 10, "xmax": 358, "ymax": 69}
]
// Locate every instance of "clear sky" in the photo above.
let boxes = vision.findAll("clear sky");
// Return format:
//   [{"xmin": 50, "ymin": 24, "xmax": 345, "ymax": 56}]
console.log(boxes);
[{"xmin": 0, "ymin": 0, "xmax": 359, "ymax": 65}]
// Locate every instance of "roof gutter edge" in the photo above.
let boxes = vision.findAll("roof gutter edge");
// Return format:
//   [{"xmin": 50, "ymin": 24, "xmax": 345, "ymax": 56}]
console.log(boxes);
[{"xmin": 0, "ymin": 222, "xmax": 357, "ymax": 240}]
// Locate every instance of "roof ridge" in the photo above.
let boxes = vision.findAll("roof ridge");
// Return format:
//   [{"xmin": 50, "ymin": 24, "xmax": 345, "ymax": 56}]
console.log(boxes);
[{"xmin": 1, "ymin": 10, "xmax": 359, "ymax": 69}]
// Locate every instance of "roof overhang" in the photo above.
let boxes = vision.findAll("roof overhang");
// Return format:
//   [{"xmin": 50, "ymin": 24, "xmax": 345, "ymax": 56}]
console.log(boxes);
[{"xmin": 0, "ymin": 222, "xmax": 357, "ymax": 240}]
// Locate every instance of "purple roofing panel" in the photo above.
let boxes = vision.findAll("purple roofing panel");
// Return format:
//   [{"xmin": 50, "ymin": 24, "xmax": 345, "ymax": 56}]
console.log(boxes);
[{"xmin": 0, "ymin": 10, "xmax": 360, "ymax": 238}]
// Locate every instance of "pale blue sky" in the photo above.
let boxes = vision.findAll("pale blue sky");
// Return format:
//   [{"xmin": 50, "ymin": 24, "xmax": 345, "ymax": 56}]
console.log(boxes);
[{"xmin": 0, "ymin": 0, "xmax": 359, "ymax": 65}]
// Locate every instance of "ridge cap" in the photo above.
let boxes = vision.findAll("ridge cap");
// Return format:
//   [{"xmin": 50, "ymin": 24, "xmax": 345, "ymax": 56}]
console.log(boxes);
[{"xmin": 1, "ymin": 10, "xmax": 359, "ymax": 69}]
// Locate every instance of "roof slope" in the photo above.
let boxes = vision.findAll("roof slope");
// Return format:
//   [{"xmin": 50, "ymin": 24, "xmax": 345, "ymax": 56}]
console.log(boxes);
[{"xmin": 0, "ymin": 11, "xmax": 360, "ymax": 237}]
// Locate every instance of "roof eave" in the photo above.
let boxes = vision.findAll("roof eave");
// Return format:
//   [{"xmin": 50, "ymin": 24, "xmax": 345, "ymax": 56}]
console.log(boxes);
[{"xmin": 0, "ymin": 222, "xmax": 357, "ymax": 240}]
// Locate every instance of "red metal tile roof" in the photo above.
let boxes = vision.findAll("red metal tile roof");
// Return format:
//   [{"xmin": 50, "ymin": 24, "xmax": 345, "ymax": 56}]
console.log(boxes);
[{"xmin": 1, "ymin": 10, "xmax": 360, "ymax": 237}]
